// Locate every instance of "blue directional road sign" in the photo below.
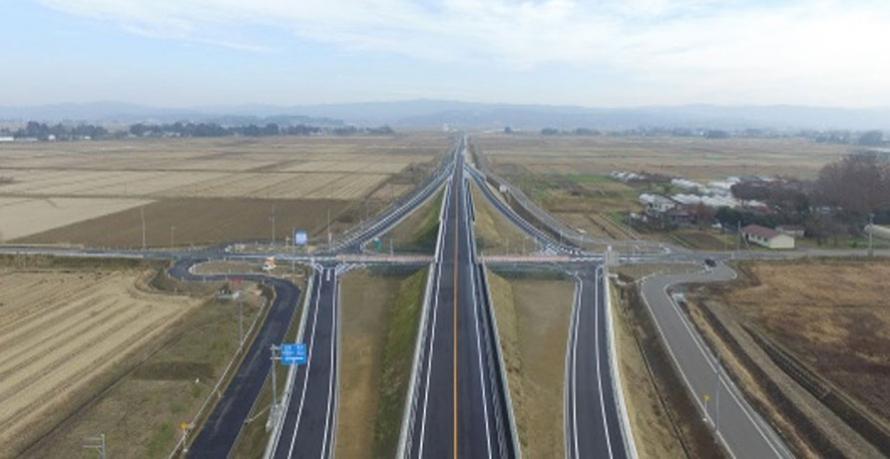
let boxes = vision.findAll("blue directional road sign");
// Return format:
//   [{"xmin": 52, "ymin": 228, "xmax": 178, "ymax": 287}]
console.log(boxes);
[{"xmin": 281, "ymin": 343, "xmax": 307, "ymax": 366}]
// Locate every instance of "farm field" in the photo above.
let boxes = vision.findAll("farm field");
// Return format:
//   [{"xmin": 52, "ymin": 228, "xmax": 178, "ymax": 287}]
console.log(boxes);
[
  {"xmin": 473, "ymin": 134, "xmax": 848, "ymax": 245},
  {"xmin": 0, "ymin": 266, "xmax": 203, "ymax": 456},
  {"xmin": 476, "ymin": 134, "xmax": 849, "ymax": 181},
  {"xmin": 0, "ymin": 197, "xmax": 152, "ymax": 241},
  {"xmin": 18, "ymin": 198, "xmax": 351, "ymax": 248},
  {"xmin": 0, "ymin": 134, "xmax": 448, "ymax": 247}
]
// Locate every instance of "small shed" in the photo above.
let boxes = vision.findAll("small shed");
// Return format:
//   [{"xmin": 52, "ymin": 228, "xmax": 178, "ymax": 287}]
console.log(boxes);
[{"xmin": 742, "ymin": 224, "xmax": 795, "ymax": 249}]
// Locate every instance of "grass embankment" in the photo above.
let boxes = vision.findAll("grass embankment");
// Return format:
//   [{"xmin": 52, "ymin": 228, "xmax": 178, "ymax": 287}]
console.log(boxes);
[
  {"xmin": 21, "ymin": 267, "xmax": 268, "ymax": 458},
  {"xmin": 337, "ymin": 267, "xmax": 427, "ymax": 458},
  {"xmin": 469, "ymin": 182, "xmax": 534, "ymax": 254},
  {"xmin": 383, "ymin": 189, "xmax": 444, "ymax": 253},
  {"xmin": 487, "ymin": 268, "xmax": 574, "ymax": 457},
  {"xmin": 610, "ymin": 279, "xmax": 687, "ymax": 458}
]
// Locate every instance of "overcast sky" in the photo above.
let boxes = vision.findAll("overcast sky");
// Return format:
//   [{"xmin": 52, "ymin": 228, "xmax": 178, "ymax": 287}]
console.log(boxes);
[{"xmin": 3, "ymin": 0, "xmax": 889, "ymax": 108}]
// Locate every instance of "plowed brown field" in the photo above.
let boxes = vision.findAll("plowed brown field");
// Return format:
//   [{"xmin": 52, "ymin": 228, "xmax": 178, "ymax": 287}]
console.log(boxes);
[{"xmin": 0, "ymin": 269, "xmax": 200, "ymax": 454}]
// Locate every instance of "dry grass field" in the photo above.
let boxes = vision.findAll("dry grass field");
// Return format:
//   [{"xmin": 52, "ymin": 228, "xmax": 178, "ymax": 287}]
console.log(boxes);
[
  {"xmin": 469, "ymin": 182, "xmax": 535, "ymax": 254},
  {"xmin": 712, "ymin": 260, "xmax": 890, "ymax": 421},
  {"xmin": 682, "ymin": 259, "xmax": 890, "ymax": 457},
  {"xmin": 0, "ymin": 267, "xmax": 202, "ymax": 456},
  {"xmin": 476, "ymin": 134, "xmax": 849, "ymax": 181},
  {"xmin": 0, "ymin": 197, "xmax": 152, "ymax": 241},
  {"xmin": 338, "ymin": 267, "xmax": 426, "ymax": 458},
  {"xmin": 487, "ymin": 269, "xmax": 574, "ymax": 458},
  {"xmin": 0, "ymin": 134, "xmax": 447, "ymax": 247}
]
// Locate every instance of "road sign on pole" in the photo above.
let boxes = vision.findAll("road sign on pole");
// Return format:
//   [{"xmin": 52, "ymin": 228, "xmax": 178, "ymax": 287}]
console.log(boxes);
[
  {"xmin": 281, "ymin": 343, "xmax": 307, "ymax": 365},
  {"xmin": 294, "ymin": 230, "xmax": 308, "ymax": 246}
]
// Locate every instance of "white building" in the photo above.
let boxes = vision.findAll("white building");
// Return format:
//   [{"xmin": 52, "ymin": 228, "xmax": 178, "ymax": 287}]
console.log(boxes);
[
  {"xmin": 742, "ymin": 224, "xmax": 795, "ymax": 249},
  {"xmin": 639, "ymin": 193, "xmax": 676, "ymax": 213}
]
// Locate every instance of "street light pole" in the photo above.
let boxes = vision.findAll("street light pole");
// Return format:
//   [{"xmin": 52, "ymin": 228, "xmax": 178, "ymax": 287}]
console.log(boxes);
[
  {"xmin": 140, "ymin": 206, "xmax": 146, "ymax": 250},
  {"xmin": 270, "ymin": 345, "xmax": 281, "ymax": 408},
  {"xmin": 170, "ymin": 225, "xmax": 175, "ymax": 248},
  {"xmin": 868, "ymin": 213, "xmax": 875, "ymax": 257},
  {"xmin": 270, "ymin": 214, "xmax": 276, "ymax": 245},
  {"xmin": 238, "ymin": 296, "xmax": 244, "ymax": 346}
]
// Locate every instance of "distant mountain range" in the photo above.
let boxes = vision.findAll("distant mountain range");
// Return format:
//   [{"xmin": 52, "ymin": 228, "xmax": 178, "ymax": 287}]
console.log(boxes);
[{"xmin": 1, "ymin": 100, "xmax": 889, "ymax": 131}]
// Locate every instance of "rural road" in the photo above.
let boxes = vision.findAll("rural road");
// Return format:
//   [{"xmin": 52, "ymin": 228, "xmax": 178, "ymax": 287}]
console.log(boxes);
[
  {"xmin": 164, "ymin": 259, "xmax": 303, "ymax": 458},
  {"xmin": 639, "ymin": 263, "xmax": 792, "ymax": 459}
]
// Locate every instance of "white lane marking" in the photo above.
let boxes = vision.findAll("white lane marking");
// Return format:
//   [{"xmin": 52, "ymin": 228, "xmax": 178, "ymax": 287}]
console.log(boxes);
[
  {"xmin": 286, "ymin": 269, "xmax": 324, "ymax": 458},
  {"xmin": 320, "ymin": 269, "xmax": 338, "ymax": 459},
  {"xmin": 594, "ymin": 268, "xmax": 615, "ymax": 459},
  {"xmin": 563, "ymin": 275, "xmax": 579, "ymax": 459},
  {"xmin": 467, "ymin": 239, "xmax": 493, "ymax": 458},
  {"xmin": 570, "ymin": 278, "xmax": 583, "ymax": 459},
  {"xmin": 417, "ymin": 217, "xmax": 447, "ymax": 457},
  {"xmin": 648, "ymin": 271, "xmax": 786, "ymax": 459}
]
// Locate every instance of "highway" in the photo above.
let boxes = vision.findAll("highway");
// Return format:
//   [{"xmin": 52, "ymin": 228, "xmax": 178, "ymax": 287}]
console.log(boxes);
[
  {"xmin": 468, "ymin": 159, "xmax": 633, "ymax": 459},
  {"xmin": 639, "ymin": 263, "xmax": 792, "ymax": 459},
  {"xmin": 404, "ymin": 148, "xmax": 515, "ymax": 458},
  {"xmin": 465, "ymin": 165, "xmax": 577, "ymax": 254},
  {"xmin": 271, "ymin": 265, "xmax": 341, "ymax": 459},
  {"xmin": 164, "ymin": 259, "xmax": 303, "ymax": 458},
  {"xmin": 330, "ymin": 141, "xmax": 456, "ymax": 254},
  {"xmin": 565, "ymin": 267, "xmax": 629, "ymax": 459},
  {"xmin": 5, "ymin": 134, "xmax": 852, "ymax": 459}
]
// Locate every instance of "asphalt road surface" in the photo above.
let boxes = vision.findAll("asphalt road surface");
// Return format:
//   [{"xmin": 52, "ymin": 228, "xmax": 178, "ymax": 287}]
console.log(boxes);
[
  {"xmin": 166, "ymin": 259, "xmax": 303, "ymax": 458},
  {"xmin": 330, "ymin": 141, "xmax": 457, "ymax": 254},
  {"xmin": 639, "ymin": 263, "xmax": 792, "ymax": 459},
  {"xmin": 565, "ymin": 267, "xmax": 629, "ymax": 459},
  {"xmin": 272, "ymin": 266, "xmax": 341, "ymax": 459},
  {"xmin": 405, "ymin": 151, "xmax": 514, "ymax": 458},
  {"xmin": 468, "ymin": 165, "xmax": 632, "ymax": 459}
]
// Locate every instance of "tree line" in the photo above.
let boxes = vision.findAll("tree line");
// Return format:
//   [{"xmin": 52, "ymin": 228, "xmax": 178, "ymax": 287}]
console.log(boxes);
[
  {"xmin": 716, "ymin": 152, "xmax": 890, "ymax": 244},
  {"xmin": 0, "ymin": 121, "xmax": 395, "ymax": 141}
]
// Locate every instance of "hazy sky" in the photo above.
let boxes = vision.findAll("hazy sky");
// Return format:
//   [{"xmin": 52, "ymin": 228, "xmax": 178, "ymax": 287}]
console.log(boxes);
[{"xmin": 3, "ymin": 0, "xmax": 889, "ymax": 107}]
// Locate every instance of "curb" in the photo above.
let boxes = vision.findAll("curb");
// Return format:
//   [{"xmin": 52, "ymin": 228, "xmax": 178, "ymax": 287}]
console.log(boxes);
[{"xmin": 603, "ymin": 266, "xmax": 639, "ymax": 459}]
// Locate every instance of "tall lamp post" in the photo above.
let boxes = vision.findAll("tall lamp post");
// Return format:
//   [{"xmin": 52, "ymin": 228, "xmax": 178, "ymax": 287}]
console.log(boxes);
[{"xmin": 868, "ymin": 213, "xmax": 875, "ymax": 257}]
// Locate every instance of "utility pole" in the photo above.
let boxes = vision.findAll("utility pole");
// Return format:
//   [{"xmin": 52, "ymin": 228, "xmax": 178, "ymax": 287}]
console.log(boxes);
[
  {"xmin": 237, "ymin": 292, "xmax": 244, "ymax": 346},
  {"xmin": 140, "ymin": 206, "xmax": 146, "ymax": 250},
  {"xmin": 270, "ymin": 345, "xmax": 281, "ymax": 409},
  {"xmin": 868, "ymin": 213, "xmax": 875, "ymax": 257},
  {"xmin": 715, "ymin": 357, "xmax": 721, "ymax": 440},
  {"xmin": 82, "ymin": 433, "xmax": 106, "ymax": 459},
  {"xmin": 327, "ymin": 208, "xmax": 332, "ymax": 246},
  {"xmin": 736, "ymin": 220, "xmax": 741, "ymax": 251},
  {"xmin": 170, "ymin": 225, "xmax": 175, "ymax": 248},
  {"xmin": 270, "ymin": 214, "xmax": 276, "ymax": 245}
]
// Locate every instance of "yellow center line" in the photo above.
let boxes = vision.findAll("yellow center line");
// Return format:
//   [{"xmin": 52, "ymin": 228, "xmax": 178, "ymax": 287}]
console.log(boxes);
[{"xmin": 452, "ymin": 173, "xmax": 460, "ymax": 459}]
